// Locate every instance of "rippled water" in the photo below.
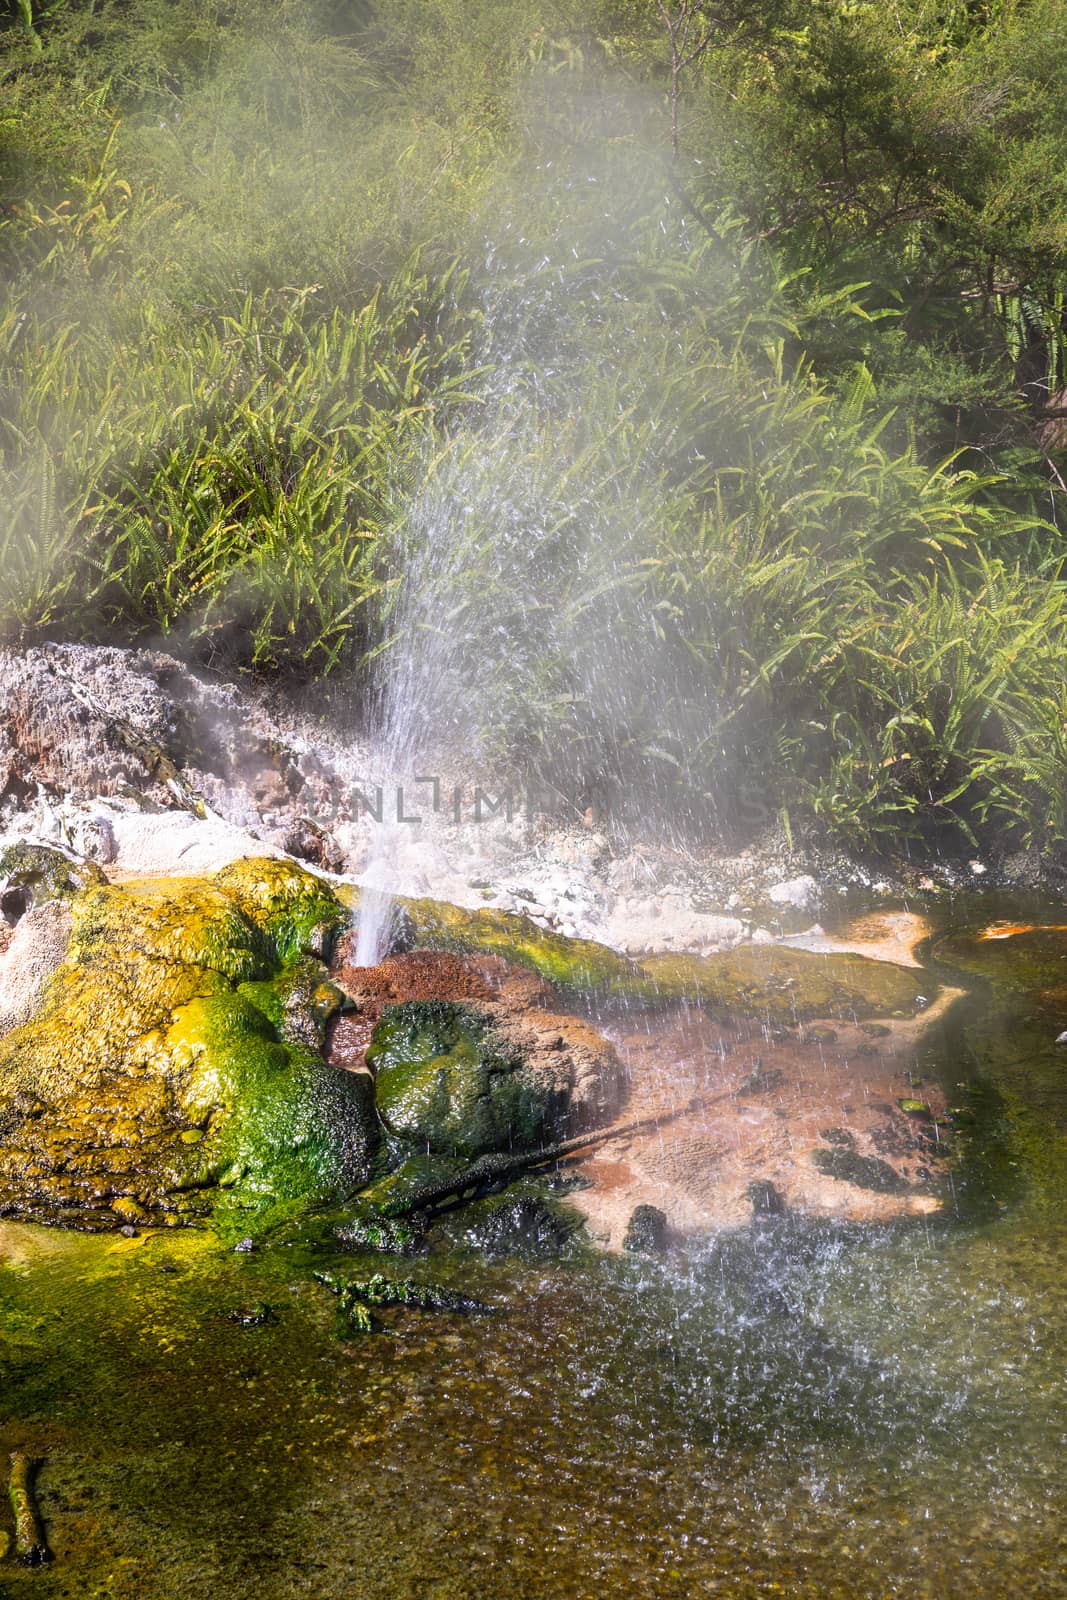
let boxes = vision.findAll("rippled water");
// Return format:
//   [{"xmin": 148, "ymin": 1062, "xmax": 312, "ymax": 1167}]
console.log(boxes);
[{"xmin": 1, "ymin": 898, "xmax": 1066, "ymax": 1598}]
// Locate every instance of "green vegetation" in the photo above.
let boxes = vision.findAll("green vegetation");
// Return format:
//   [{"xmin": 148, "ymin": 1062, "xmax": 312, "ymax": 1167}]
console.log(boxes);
[
  {"xmin": 4, "ymin": 0, "xmax": 1067, "ymax": 850},
  {"xmin": 367, "ymin": 999, "xmax": 557, "ymax": 1156},
  {"xmin": 0, "ymin": 854, "xmax": 375, "ymax": 1235}
]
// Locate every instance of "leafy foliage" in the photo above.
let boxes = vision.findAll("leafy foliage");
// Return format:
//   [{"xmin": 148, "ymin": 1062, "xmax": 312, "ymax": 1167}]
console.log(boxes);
[{"xmin": 3, "ymin": 0, "xmax": 1067, "ymax": 851}]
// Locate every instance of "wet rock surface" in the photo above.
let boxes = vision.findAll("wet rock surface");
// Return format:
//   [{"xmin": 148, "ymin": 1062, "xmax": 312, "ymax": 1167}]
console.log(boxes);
[
  {"xmin": 0, "ymin": 854, "xmax": 374, "ymax": 1231},
  {"xmin": 0, "ymin": 843, "xmax": 958, "ymax": 1247},
  {"xmin": 564, "ymin": 986, "xmax": 954, "ymax": 1248},
  {"xmin": 328, "ymin": 915, "xmax": 955, "ymax": 1247}
]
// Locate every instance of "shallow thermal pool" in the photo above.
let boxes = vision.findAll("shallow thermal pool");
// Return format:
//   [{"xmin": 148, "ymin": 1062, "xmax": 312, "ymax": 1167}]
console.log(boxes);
[{"xmin": 0, "ymin": 896, "xmax": 1065, "ymax": 1599}]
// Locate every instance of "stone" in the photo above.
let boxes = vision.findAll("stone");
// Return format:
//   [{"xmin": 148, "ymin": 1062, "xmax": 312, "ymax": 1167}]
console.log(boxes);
[
  {"xmin": 0, "ymin": 857, "xmax": 375, "ymax": 1234},
  {"xmin": 0, "ymin": 840, "xmax": 105, "ymax": 923},
  {"xmin": 622, "ymin": 1203, "xmax": 668, "ymax": 1254},
  {"xmin": 457, "ymin": 1193, "xmax": 575, "ymax": 1259},
  {"xmin": 810, "ymin": 1147, "xmax": 911, "ymax": 1193},
  {"xmin": 367, "ymin": 1001, "xmax": 561, "ymax": 1158},
  {"xmin": 746, "ymin": 1179, "xmax": 785, "ymax": 1217},
  {"xmin": 767, "ymin": 875, "xmax": 820, "ymax": 915},
  {"xmin": 68, "ymin": 813, "xmax": 118, "ymax": 864},
  {"xmin": 0, "ymin": 902, "xmax": 73, "ymax": 1034}
]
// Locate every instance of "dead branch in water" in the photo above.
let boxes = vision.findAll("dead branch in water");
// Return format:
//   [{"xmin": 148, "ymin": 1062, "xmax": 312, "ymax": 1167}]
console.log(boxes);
[
  {"xmin": 380, "ymin": 1103, "xmax": 702, "ymax": 1218},
  {"xmin": 9, "ymin": 1452, "xmax": 50, "ymax": 1566}
]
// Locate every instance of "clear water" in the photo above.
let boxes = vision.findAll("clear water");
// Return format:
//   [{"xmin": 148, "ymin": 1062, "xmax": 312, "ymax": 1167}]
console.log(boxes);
[{"xmin": 1, "ymin": 898, "xmax": 1066, "ymax": 1598}]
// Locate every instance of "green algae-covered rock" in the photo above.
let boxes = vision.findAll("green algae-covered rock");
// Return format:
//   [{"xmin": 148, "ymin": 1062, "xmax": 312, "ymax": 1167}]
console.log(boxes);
[
  {"xmin": 390, "ymin": 895, "xmax": 928, "ymax": 1020},
  {"xmin": 401, "ymin": 897, "xmax": 638, "ymax": 994},
  {"xmin": 636, "ymin": 945, "xmax": 927, "ymax": 1021},
  {"xmin": 355, "ymin": 1151, "xmax": 469, "ymax": 1214},
  {"xmin": 0, "ymin": 857, "xmax": 374, "ymax": 1234},
  {"xmin": 0, "ymin": 841, "xmax": 105, "ymax": 919},
  {"xmin": 367, "ymin": 1000, "xmax": 560, "ymax": 1158}
]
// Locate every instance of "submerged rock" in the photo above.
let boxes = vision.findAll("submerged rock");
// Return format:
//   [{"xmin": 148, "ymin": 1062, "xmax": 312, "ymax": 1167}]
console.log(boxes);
[
  {"xmin": 454, "ymin": 1192, "xmax": 576, "ymax": 1259},
  {"xmin": 810, "ymin": 1147, "xmax": 912, "ymax": 1194},
  {"xmin": 0, "ymin": 856, "xmax": 375, "ymax": 1233},
  {"xmin": 636, "ymin": 945, "xmax": 928, "ymax": 1021},
  {"xmin": 622, "ymin": 1203, "xmax": 668, "ymax": 1254},
  {"xmin": 314, "ymin": 1268, "xmax": 494, "ymax": 1334},
  {"xmin": 767, "ymin": 875, "xmax": 821, "ymax": 916}
]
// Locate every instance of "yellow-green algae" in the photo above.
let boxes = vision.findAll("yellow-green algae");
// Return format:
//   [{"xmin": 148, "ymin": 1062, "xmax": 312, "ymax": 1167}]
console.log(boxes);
[
  {"xmin": 0, "ymin": 857, "xmax": 373, "ymax": 1234},
  {"xmin": 636, "ymin": 946, "xmax": 927, "ymax": 1021},
  {"xmin": 391, "ymin": 895, "xmax": 640, "ymax": 993},
  {"xmin": 387, "ymin": 893, "xmax": 929, "ymax": 1019}
]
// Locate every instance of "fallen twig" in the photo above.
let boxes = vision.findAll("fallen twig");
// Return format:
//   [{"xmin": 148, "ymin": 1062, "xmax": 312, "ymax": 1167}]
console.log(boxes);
[
  {"xmin": 9, "ymin": 1452, "xmax": 50, "ymax": 1566},
  {"xmin": 380, "ymin": 1104, "xmax": 703, "ymax": 1219}
]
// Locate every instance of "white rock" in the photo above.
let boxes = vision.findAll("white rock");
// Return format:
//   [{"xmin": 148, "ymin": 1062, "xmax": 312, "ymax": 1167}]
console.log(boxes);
[
  {"xmin": 68, "ymin": 813, "xmax": 117, "ymax": 864},
  {"xmin": 767, "ymin": 875, "xmax": 820, "ymax": 914},
  {"xmin": 108, "ymin": 811, "xmax": 284, "ymax": 877},
  {"xmin": 0, "ymin": 901, "xmax": 72, "ymax": 1034}
]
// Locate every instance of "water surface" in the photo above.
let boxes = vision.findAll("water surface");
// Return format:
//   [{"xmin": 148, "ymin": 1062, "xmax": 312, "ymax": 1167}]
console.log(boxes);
[{"xmin": 1, "ymin": 897, "xmax": 1065, "ymax": 1598}]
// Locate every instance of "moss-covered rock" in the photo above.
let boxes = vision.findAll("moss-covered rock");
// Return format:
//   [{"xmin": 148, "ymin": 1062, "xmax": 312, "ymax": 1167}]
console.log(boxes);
[
  {"xmin": 400, "ymin": 897, "xmax": 638, "ymax": 994},
  {"xmin": 367, "ymin": 1000, "xmax": 562, "ymax": 1158},
  {"xmin": 636, "ymin": 946, "xmax": 927, "ymax": 1021},
  {"xmin": 390, "ymin": 895, "xmax": 930, "ymax": 1020},
  {"xmin": 0, "ymin": 841, "xmax": 105, "ymax": 922},
  {"xmin": 354, "ymin": 1152, "xmax": 469, "ymax": 1215},
  {"xmin": 0, "ymin": 858, "xmax": 374, "ymax": 1233}
]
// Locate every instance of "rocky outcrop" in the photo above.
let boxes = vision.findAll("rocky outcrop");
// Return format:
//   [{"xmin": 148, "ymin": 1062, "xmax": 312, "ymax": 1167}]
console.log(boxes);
[
  {"xmin": 0, "ymin": 845, "xmax": 956, "ymax": 1246},
  {"xmin": 0, "ymin": 854, "xmax": 374, "ymax": 1232},
  {"xmin": 0, "ymin": 644, "xmax": 349, "ymax": 865}
]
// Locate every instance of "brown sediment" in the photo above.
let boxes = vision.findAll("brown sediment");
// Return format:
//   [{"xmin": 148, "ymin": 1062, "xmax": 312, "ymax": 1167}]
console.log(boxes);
[
  {"xmin": 335, "ymin": 945, "xmax": 550, "ymax": 1009},
  {"xmin": 564, "ymin": 1002, "xmax": 952, "ymax": 1248}
]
